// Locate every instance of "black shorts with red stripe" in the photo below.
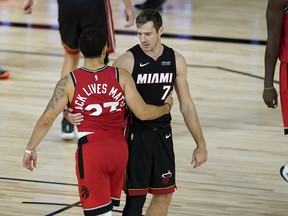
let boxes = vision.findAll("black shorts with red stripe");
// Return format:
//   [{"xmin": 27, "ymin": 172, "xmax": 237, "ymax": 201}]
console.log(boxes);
[
  {"xmin": 125, "ymin": 123, "xmax": 176, "ymax": 196},
  {"xmin": 58, "ymin": 0, "xmax": 115, "ymax": 55}
]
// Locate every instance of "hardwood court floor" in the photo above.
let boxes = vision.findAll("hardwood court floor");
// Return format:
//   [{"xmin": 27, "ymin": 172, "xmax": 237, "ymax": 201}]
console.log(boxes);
[{"xmin": 1, "ymin": 0, "xmax": 288, "ymax": 215}]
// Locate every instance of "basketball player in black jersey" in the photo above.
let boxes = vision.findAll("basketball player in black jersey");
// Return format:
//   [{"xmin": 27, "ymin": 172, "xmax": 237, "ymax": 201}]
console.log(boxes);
[
  {"xmin": 66, "ymin": 9, "xmax": 208, "ymax": 216},
  {"xmin": 114, "ymin": 9, "xmax": 207, "ymax": 216}
]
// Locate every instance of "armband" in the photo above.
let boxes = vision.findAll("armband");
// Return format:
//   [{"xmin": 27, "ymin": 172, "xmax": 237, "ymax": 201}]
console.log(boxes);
[{"xmin": 264, "ymin": 86, "xmax": 275, "ymax": 91}]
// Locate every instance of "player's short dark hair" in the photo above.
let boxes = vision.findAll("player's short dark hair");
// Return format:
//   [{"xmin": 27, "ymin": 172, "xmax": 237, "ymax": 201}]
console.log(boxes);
[
  {"xmin": 136, "ymin": 9, "xmax": 163, "ymax": 32},
  {"xmin": 79, "ymin": 28, "xmax": 107, "ymax": 58}
]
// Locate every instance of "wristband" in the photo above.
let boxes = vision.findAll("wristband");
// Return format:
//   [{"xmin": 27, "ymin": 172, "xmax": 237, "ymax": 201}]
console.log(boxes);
[
  {"xmin": 25, "ymin": 149, "xmax": 36, "ymax": 154},
  {"xmin": 264, "ymin": 86, "xmax": 275, "ymax": 91}
]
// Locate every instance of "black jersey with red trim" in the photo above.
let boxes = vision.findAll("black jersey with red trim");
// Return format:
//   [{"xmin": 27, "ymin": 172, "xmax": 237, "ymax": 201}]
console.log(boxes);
[{"xmin": 128, "ymin": 44, "xmax": 176, "ymax": 125}]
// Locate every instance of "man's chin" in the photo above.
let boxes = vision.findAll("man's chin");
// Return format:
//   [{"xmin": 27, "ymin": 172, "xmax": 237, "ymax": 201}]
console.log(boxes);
[{"xmin": 141, "ymin": 45, "xmax": 151, "ymax": 52}]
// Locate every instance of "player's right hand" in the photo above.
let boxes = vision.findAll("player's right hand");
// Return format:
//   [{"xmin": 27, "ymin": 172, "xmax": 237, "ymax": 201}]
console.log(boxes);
[
  {"xmin": 164, "ymin": 92, "xmax": 173, "ymax": 111},
  {"xmin": 64, "ymin": 108, "xmax": 84, "ymax": 125}
]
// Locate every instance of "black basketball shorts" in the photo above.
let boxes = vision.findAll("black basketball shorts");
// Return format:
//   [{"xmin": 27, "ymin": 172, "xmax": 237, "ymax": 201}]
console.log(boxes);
[{"xmin": 125, "ymin": 124, "xmax": 176, "ymax": 196}]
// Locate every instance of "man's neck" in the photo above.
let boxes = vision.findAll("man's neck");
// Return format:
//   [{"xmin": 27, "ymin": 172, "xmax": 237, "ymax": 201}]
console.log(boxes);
[
  {"xmin": 142, "ymin": 43, "xmax": 163, "ymax": 60},
  {"xmin": 83, "ymin": 58, "xmax": 105, "ymax": 71}
]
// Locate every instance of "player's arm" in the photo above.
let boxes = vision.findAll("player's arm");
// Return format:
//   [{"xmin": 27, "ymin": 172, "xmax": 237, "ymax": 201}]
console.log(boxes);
[
  {"xmin": 173, "ymin": 51, "xmax": 207, "ymax": 168},
  {"xmin": 122, "ymin": 0, "xmax": 135, "ymax": 28},
  {"xmin": 263, "ymin": 0, "xmax": 285, "ymax": 108},
  {"xmin": 112, "ymin": 51, "xmax": 134, "ymax": 75},
  {"xmin": 23, "ymin": 75, "xmax": 71, "ymax": 171},
  {"xmin": 119, "ymin": 68, "xmax": 172, "ymax": 120}
]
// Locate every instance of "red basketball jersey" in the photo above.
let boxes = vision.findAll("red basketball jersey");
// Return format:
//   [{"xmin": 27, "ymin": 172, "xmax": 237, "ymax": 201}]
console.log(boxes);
[
  {"xmin": 69, "ymin": 66, "xmax": 126, "ymax": 133},
  {"xmin": 280, "ymin": 12, "xmax": 288, "ymax": 63}
]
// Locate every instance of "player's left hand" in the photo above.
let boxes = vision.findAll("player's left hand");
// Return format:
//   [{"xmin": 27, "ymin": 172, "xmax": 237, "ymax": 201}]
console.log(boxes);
[{"xmin": 191, "ymin": 145, "xmax": 207, "ymax": 168}]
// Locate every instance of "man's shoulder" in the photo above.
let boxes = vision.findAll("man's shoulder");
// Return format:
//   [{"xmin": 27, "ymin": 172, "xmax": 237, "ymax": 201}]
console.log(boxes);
[{"xmin": 113, "ymin": 51, "xmax": 134, "ymax": 68}]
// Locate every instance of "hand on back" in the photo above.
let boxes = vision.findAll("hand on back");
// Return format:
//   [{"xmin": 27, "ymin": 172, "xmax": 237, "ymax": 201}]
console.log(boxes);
[{"xmin": 64, "ymin": 108, "xmax": 84, "ymax": 125}]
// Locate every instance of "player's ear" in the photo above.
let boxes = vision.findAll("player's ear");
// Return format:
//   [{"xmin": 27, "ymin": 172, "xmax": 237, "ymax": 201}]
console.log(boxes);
[{"xmin": 158, "ymin": 26, "xmax": 164, "ymax": 36}]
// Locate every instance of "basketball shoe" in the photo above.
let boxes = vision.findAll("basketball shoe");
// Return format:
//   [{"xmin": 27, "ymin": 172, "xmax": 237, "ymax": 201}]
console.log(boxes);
[
  {"xmin": 61, "ymin": 117, "xmax": 75, "ymax": 140},
  {"xmin": 280, "ymin": 165, "xmax": 288, "ymax": 182},
  {"xmin": 0, "ymin": 66, "xmax": 10, "ymax": 79}
]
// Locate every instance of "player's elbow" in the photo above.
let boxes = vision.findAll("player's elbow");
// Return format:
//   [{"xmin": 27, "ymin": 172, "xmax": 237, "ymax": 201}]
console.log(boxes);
[
  {"xmin": 179, "ymin": 104, "xmax": 188, "ymax": 114},
  {"xmin": 179, "ymin": 103, "xmax": 194, "ymax": 116}
]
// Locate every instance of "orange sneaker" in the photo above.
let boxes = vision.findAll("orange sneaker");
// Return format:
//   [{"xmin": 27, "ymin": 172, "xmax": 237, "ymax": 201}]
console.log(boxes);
[{"xmin": 0, "ymin": 67, "xmax": 10, "ymax": 79}]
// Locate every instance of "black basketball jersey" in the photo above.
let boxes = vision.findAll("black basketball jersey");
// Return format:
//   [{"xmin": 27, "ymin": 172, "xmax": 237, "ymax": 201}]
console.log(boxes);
[{"xmin": 128, "ymin": 44, "xmax": 176, "ymax": 126}]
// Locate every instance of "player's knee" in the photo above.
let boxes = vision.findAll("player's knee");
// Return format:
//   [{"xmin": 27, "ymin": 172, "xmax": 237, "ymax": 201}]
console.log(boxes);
[
  {"xmin": 122, "ymin": 195, "xmax": 146, "ymax": 216},
  {"xmin": 152, "ymin": 194, "xmax": 173, "ymax": 206}
]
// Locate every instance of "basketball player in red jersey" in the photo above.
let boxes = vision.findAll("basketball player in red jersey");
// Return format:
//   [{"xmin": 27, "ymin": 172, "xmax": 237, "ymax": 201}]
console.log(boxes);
[
  {"xmin": 21, "ymin": 0, "xmax": 135, "ymax": 140},
  {"xmin": 66, "ymin": 9, "xmax": 208, "ymax": 216},
  {"xmin": 263, "ymin": 0, "xmax": 288, "ymax": 182},
  {"xmin": 22, "ymin": 28, "xmax": 172, "ymax": 216}
]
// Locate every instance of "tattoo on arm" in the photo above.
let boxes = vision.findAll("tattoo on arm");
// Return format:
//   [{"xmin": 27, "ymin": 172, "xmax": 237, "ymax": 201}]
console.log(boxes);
[{"xmin": 44, "ymin": 76, "xmax": 68, "ymax": 113}]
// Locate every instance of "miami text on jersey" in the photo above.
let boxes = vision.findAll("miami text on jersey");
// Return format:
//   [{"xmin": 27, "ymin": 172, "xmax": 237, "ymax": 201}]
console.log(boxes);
[{"xmin": 136, "ymin": 72, "xmax": 173, "ymax": 84}]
